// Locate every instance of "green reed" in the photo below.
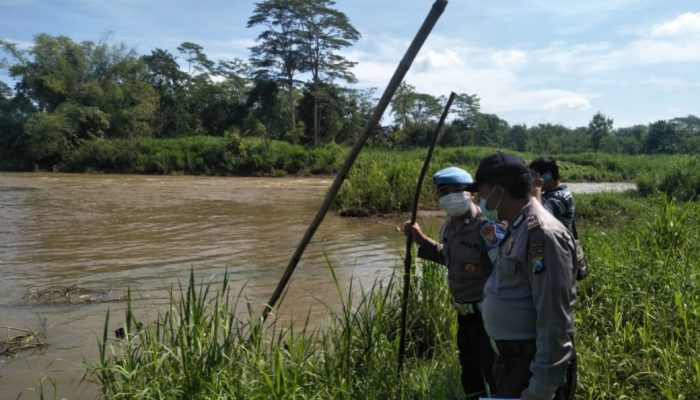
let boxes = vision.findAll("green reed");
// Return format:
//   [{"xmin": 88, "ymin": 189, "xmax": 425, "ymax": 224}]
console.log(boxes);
[
  {"xmin": 80, "ymin": 192, "xmax": 700, "ymax": 399},
  {"xmin": 84, "ymin": 254, "xmax": 464, "ymax": 399},
  {"xmin": 574, "ymin": 193, "xmax": 700, "ymax": 399}
]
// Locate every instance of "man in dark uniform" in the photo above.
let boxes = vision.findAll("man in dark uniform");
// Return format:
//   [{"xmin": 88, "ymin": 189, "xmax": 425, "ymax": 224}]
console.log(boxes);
[
  {"xmin": 403, "ymin": 166, "xmax": 502, "ymax": 398},
  {"xmin": 466, "ymin": 152, "xmax": 578, "ymax": 400},
  {"xmin": 529, "ymin": 156, "xmax": 575, "ymax": 231}
]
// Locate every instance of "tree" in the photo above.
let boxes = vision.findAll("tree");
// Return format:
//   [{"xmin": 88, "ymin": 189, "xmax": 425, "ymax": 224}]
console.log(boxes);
[
  {"xmin": 297, "ymin": 0, "xmax": 359, "ymax": 145},
  {"xmin": 451, "ymin": 92, "xmax": 480, "ymax": 129},
  {"xmin": 644, "ymin": 120, "xmax": 680, "ymax": 154},
  {"xmin": 142, "ymin": 48, "xmax": 191, "ymax": 136},
  {"xmin": 410, "ymin": 93, "xmax": 442, "ymax": 125},
  {"xmin": 248, "ymin": 0, "xmax": 305, "ymax": 131},
  {"xmin": 177, "ymin": 42, "xmax": 215, "ymax": 75},
  {"xmin": 390, "ymin": 81, "xmax": 416, "ymax": 129},
  {"xmin": 505, "ymin": 124, "xmax": 527, "ymax": 152},
  {"xmin": 588, "ymin": 111, "xmax": 613, "ymax": 152}
]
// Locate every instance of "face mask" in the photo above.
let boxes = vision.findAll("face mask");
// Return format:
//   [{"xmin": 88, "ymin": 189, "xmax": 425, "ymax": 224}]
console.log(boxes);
[
  {"xmin": 439, "ymin": 191, "xmax": 471, "ymax": 217},
  {"xmin": 479, "ymin": 186, "xmax": 501, "ymax": 222},
  {"xmin": 543, "ymin": 172, "xmax": 553, "ymax": 183}
]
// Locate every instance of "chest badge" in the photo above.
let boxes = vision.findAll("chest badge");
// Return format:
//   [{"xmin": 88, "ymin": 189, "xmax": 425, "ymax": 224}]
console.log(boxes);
[
  {"xmin": 531, "ymin": 257, "xmax": 545, "ymax": 274},
  {"xmin": 464, "ymin": 263, "xmax": 477, "ymax": 273},
  {"xmin": 505, "ymin": 237, "xmax": 514, "ymax": 254}
]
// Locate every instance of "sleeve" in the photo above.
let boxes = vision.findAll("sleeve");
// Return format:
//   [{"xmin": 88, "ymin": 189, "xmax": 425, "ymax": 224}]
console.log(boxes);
[
  {"xmin": 416, "ymin": 237, "xmax": 445, "ymax": 265},
  {"xmin": 526, "ymin": 230, "xmax": 576, "ymax": 399},
  {"xmin": 542, "ymin": 197, "xmax": 567, "ymax": 222}
]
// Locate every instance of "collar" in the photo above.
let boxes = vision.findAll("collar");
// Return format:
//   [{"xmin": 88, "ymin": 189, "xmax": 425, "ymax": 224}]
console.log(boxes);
[
  {"xmin": 543, "ymin": 184, "xmax": 567, "ymax": 195},
  {"xmin": 509, "ymin": 201, "xmax": 532, "ymax": 229}
]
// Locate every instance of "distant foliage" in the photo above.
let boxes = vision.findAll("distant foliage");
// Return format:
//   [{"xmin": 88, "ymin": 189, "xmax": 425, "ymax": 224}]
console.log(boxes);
[
  {"xmin": 66, "ymin": 137, "xmax": 345, "ymax": 176},
  {"xmin": 637, "ymin": 158, "xmax": 700, "ymax": 201},
  {"xmin": 2, "ymin": 31, "xmax": 700, "ymax": 173}
]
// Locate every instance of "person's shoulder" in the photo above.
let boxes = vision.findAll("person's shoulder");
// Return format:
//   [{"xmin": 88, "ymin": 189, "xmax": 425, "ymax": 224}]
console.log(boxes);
[{"xmin": 528, "ymin": 202, "xmax": 569, "ymax": 236}]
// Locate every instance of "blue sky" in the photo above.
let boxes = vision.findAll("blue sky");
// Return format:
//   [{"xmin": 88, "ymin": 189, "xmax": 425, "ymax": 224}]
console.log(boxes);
[{"xmin": 1, "ymin": 0, "xmax": 699, "ymax": 128}]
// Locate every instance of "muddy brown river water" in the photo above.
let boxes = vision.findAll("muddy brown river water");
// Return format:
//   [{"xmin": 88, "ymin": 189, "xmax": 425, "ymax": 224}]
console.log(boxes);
[{"xmin": 0, "ymin": 173, "xmax": 635, "ymax": 399}]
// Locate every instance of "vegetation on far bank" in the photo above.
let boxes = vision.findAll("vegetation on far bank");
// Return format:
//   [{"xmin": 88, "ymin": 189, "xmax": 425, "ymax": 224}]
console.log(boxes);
[
  {"xmin": 2, "ymin": 29, "xmax": 699, "ymax": 174},
  {"xmin": 75, "ymin": 191, "xmax": 700, "ymax": 399},
  {"xmin": 334, "ymin": 148, "xmax": 697, "ymax": 216}
]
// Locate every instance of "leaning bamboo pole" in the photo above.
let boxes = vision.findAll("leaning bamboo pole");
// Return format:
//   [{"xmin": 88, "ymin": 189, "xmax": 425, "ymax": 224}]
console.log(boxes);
[{"xmin": 261, "ymin": 0, "xmax": 450, "ymax": 322}]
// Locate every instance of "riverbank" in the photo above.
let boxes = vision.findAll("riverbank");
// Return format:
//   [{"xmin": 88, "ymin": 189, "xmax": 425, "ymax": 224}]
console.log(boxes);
[{"xmin": 83, "ymin": 191, "xmax": 700, "ymax": 399}]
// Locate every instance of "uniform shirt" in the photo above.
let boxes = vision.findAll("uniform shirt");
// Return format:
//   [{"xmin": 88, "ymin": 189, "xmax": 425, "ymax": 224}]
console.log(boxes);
[
  {"xmin": 417, "ymin": 212, "xmax": 493, "ymax": 304},
  {"xmin": 542, "ymin": 184, "xmax": 575, "ymax": 231},
  {"xmin": 482, "ymin": 197, "xmax": 576, "ymax": 399}
]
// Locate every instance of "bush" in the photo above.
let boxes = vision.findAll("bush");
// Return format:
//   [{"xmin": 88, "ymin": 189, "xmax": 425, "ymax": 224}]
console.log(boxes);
[{"xmin": 636, "ymin": 158, "xmax": 700, "ymax": 201}]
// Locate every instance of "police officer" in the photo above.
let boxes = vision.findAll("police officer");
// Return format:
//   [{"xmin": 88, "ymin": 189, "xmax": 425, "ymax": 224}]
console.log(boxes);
[
  {"xmin": 529, "ymin": 156, "xmax": 575, "ymax": 231},
  {"xmin": 466, "ymin": 152, "xmax": 577, "ymax": 400},
  {"xmin": 404, "ymin": 166, "xmax": 501, "ymax": 399}
]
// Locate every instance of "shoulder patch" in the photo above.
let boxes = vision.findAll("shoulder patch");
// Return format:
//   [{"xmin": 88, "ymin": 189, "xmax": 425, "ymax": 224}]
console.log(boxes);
[
  {"xmin": 531, "ymin": 256, "xmax": 545, "ymax": 274},
  {"xmin": 528, "ymin": 235, "xmax": 545, "ymax": 274},
  {"xmin": 527, "ymin": 215, "xmax": 540, "ymax": 230}
]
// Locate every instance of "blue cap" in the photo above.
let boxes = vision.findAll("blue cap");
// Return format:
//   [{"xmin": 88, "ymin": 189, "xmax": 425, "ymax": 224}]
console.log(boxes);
[{"xmin": 433, "ymin": 167, "xmax": 473, "ymax": 187}]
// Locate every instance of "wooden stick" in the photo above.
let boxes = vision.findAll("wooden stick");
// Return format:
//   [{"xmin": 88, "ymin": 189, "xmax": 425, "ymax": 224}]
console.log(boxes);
[
  {"xmin": 397, "ymin": 92, "xmax": 456, "ymax": 373},
  {"xmin": 261, "ymin": 0, "xmax": 450, "ymax": 322}
]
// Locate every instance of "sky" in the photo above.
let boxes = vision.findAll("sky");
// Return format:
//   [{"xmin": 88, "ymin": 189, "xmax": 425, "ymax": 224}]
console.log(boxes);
[{"xmin": 1, "ymin": 0, "xmax": 699, "ymax": 129}]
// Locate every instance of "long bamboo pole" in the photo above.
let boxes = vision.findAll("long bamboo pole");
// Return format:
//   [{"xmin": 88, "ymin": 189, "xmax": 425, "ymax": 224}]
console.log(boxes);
[
  {"xmin": 397, "ymin": 92, "xmax": 456, "ymax": 373},
  {"xmin": 261, "ymin": 0, "xmax": 449, "ymax": 322}
]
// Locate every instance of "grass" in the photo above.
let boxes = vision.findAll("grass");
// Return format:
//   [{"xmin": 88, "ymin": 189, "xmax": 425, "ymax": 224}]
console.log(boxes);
[
  {"xmin": 74, "ymin": 191, "xmax": 700, "ymax": 399},
  {"xmin": 82, "ymin": 259, "xmax": 463, "ymax": 399},
  {"xmin": 333, "ymin": 148, "xmax": 690, "ymax": 216}
]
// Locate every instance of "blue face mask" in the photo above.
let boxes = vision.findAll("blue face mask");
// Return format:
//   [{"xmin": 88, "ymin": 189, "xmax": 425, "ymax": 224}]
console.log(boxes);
[
  {"xmin": 543, "ymin": 172, "xmax": 553, "ymax": 183},
  {"xmin": 479, "ymin": 187, "xmax": 501, "ymax": 222}
]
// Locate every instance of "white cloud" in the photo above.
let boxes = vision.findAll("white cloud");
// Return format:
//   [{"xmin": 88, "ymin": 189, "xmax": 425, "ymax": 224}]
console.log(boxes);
[
  {"xmin": 349, "ymin": 33, "xmax": 591, "ymax": 115},
  {"xmin": 641, "ymin": 75, "xmax": 686, "ymax": 88},
  {"xmin": 544, "ymin": 96, "xmax": 592, "ymax": 111},
  {"xmin": 533, "ymin": 12, "xmax": 700, "ymax": 73},
  {"xmin": 491, "ymin": 49, "xmax": 527, "ymax": 68},
  {"xmin": 650, "ymin": 12, "xmax": 700, "ymax": 37}
]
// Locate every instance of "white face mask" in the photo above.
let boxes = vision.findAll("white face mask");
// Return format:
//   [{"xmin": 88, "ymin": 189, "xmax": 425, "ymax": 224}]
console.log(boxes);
[{"xmin": 439, "ymin": 191, "xmax": 471, "ymax": 217}]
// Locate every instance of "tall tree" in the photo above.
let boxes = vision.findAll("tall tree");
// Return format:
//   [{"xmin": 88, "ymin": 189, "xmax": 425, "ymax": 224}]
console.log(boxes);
[
  {"xmin": 644, "ymin": 120, "xmax": 680, "ymax": 154},
  {"xmin": 390, "ymin": 81, "xmax": 417, "ymax": 129},
  {"xmin": 247, "ymin": 0, "xmax": 305, "ymax": 131},
  {"xmin": 588, "ymin": 111, "xmax": 613, "ymax": 152},
  {"xmin": 142, "ymin": 48, "xmax": 191, "ymax": 136},
  {"xmin": 297, "ymin": 0, "xmax": 359, "ymax": 145},
  {"xmin": 451, "ymin": 92, "xmax": 480, "ymax": 129},
  {"xmin": 177, "ymin": 42, "xmax": 215, "ymax": 75}
]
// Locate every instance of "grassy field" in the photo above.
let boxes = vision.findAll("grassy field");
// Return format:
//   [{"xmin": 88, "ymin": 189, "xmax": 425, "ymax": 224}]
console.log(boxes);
[
  {"xmin": 334, "ymin": 148, "xmax": 695, "ymax": 215},
  {"xmin": 73, "ymin": 190, "xmax": 700, "ymax": 399}
]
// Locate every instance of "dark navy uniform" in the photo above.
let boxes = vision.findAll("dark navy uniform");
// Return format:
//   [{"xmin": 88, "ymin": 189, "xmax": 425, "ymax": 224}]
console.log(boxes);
[
  {"xmin": 417, "ymin": 212, "xmax": 495, "ymax": 398},
  {"xmin": 482, "ymin": 197, "xmax": 577, "ymax": 399}
]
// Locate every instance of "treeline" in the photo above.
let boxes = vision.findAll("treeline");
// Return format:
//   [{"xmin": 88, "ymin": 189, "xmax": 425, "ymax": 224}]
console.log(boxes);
[{"xmin": 1, "ymin": 0, "xmax": 699, "ymax": 173}]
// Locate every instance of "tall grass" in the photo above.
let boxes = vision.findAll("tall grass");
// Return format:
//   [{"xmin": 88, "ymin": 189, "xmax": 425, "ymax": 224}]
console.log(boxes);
[
  {"xmin": 81, "ymin": 193, "xmax": 700, "ymax": 399},
  {"xmin": 333, "ymin": 148, "xmax": 688, "ymax": 216},
  {"xmin": 84, "ymin": 259, "xmax": 463, "ymax": 399},
  {"xmin": 574, "ymin": 193, "xmax": 700, "ymax": 399}
]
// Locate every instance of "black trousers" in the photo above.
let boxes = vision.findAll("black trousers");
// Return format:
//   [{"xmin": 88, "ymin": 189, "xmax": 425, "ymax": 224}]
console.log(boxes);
[
  {"xmin": 492, "ymin": 340, "xmax": 577, "ymax": 399},
  {"xmin": 457, "ymin": 312, "xmax": 495, "ymax": 399}
]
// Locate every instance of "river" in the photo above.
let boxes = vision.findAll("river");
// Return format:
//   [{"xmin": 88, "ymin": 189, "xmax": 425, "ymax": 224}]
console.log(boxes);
[{"xmin": 0, "ymin": 173, "xmax": 635, "ymax": 399}]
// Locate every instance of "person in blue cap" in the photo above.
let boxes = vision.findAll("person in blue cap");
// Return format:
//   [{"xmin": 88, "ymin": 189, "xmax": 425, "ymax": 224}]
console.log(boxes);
[{"xmin": 403, "ymin": 166, "xmax": 504, "ymax": 399}]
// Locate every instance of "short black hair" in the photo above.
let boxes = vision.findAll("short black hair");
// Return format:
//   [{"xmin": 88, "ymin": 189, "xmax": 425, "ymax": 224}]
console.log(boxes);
[{"xmin": 529, "ymin": 156, "xmax": 560, "ymax": 180}]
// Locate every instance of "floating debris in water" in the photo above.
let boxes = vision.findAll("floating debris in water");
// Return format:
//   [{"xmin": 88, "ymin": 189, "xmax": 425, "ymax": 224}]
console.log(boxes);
[
  {"xmin": 1, "ymin": 326, "xmax": 47, "ymax": 357},
  {"xmin": 115, "ymin": 322, "xmax": 143, "ymax": 339},
  {"xmin": 23, "ymin": 285, "xmax": 124, "ymax": 305}
]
